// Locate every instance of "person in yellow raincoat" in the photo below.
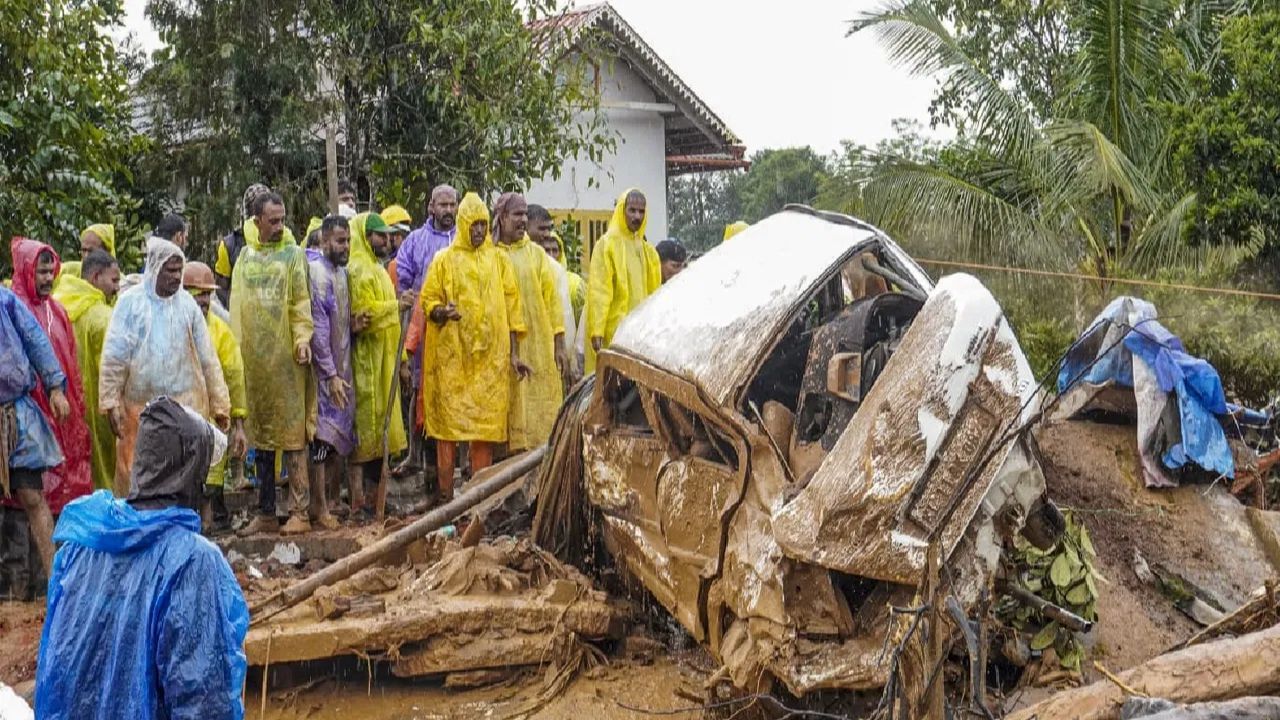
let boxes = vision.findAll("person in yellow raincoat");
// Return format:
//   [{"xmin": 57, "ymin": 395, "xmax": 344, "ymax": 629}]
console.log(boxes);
[
  {"xmin": 584, "ymin": 188, "xmax": 660, "ymax": 373},
  {"xmin": 183, "ymin": 261, "xmax": 249, "ymax": 532},
  {"xmin": 56, "ymin": 223, "xmax": 116, "ymax": 286},
  {"xmin": 419, "ymin": 193, "xmax": 530, "ymax": 501},
  {"xmin": 230, "ymin": 191, "xmax": 330, "ymax": 536},
  {"xmin": 526, "ymin": 205, "xmax": 585, "ymax": 323},
  {"xmin": 348, "ymin": 212, "xmax": 408, "ymax": 502},
  {"xmin": 723, "ymin": 221, "xmax": 749, "ymax": 242},
  {"xmin": 492, "ymin": 193, "xmax": 567, "ymax": 451},
  {"xmin": 51, "ymin": 249, "xmax": 120, "ymax": 491}
]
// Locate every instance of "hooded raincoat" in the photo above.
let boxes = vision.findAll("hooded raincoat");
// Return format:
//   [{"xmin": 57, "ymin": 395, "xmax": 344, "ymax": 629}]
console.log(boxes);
[
  {"xmin": 57, "ymin": 224, "xmax": 116, "ymax": 284},
  {"xmin": 349, "ymin": 213, "xmax": 406, "ymax": 463},
  {"xmin": 9, "ymin": 238, "xmax": 92, "ymax": 513},
  {"xmin": 584, "ymin": 189, "xmax": 661, "ymax": 372},
  {"xmin": 205, "ymin": 313, "xmax": 247, "ymax": 488},
  {"xmin": 37, "ymin": 398, "xmax": 247, "ymax": 720},
  {"xmin": 51, "ymin": 273, "xmax": 115, "ymax": 491},
  {"xmin": 99, "ymin": 239, "xmax": 230, "ymax": 489},
  {"xmin": 230, "ymin": 219, "xmax": 314, "ymax": 451},
  {"xmin": 498, "ymin": 234, "xmax": 564, "ymax": 450},
  {"xmin": 0, "ymin": 285, "xmax": 64, "ymax": 483},
  {"xmin": 308, "ymin": 249, "xmax": 356, "ymax": 456},
  {"xmin": 419, "ymin": 194, "xmax": 526, "ymax": 443},
  {"xmin": 554, "ymin": 233, "xmax": 586, "ymax": 323}
]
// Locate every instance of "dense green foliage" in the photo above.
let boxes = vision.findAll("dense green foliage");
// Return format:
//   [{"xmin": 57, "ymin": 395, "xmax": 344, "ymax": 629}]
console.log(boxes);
[
  {"xmin": 1167, "ymin": 12, "xmax": 1280, "ymax": 251},
  {"xmin": 141, "ymin": 0, "xmax": 609, "ymax": 262},
  {"xmin": 0, "ymin": 0, "xmax": 138, "ymax": 270}
]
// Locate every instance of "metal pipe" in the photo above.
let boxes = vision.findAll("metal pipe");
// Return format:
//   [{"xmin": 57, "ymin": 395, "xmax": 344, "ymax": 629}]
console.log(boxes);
[
  {"xmin": 862, "ymin": 254, "xmax": 928, "ymax": 303},
  {"xmin": 1001, "ymin": 582, "xmax": 1095, "ymax": 634}
]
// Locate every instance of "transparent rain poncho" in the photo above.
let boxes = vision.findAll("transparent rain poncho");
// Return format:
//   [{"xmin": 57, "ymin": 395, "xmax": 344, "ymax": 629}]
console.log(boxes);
[
  {"xmin": 229, "ymin": 219, "xmax": 314, "ymax": 451},
  {"xmin": 99, "ymin": 238, "xmax": 230, "ymax": 483}
]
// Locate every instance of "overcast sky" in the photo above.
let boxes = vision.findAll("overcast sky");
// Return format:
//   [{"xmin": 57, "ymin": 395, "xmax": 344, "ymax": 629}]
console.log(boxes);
[{"xmin": 120, "ymin": 0, "xmax": 940, "ymax": 154}]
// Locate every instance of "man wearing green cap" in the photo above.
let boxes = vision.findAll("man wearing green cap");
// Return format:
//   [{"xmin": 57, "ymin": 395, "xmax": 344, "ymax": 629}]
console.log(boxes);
[{"xmin": 346, "ymin": 212, "xmax": 407, "ymax": 513}]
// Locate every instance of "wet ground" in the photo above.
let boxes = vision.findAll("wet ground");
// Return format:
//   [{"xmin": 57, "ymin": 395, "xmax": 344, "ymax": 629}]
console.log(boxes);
[
  {"xmin": 4, "ymin": 420, "xmax": 1278, "ymax": 716},
  {"xmin": 249, "ymin": 649, "xmax": 712, "ymax": 720}
]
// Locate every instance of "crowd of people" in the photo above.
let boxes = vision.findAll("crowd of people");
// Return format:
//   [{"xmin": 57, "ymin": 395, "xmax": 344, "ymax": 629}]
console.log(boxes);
[{"xmin": 1, "ymin": 180, "xmax": 696, "ymax": 587}]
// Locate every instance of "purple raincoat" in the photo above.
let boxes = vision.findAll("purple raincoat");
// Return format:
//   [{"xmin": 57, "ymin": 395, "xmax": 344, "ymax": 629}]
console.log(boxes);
[
  {"xmin": 396, "ymin": 219, "xmax": 455, "ymax": 390},
  {"xmin": 396, "ymin": 218, "xmax": 454, "ymax": 296},
  {"xmin": 308, "ymin": 253, "xmax": 356, "ymax": 456}
]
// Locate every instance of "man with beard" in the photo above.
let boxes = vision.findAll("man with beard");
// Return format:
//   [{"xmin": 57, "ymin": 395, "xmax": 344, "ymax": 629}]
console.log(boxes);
[
  {"xmin": 395, "ymin": 185, "xmax": 458, "ymax": 475},
  {"xmin": 232, "ymin": 192, "xmax": 328, "ymax": 536},
  {"xmin": 36, "ymin": 397, "xmax": 248, "ymax": 720},
  {"xmin": 419, "ymin": 193, "xmax": 530, "ymax": 503},
  {"xmin": 182, "ymin": 262, "xmax": 249, "ymax": 532},
  {"xmin": 308, "ymin": 217, "xmax": 358, "ymax": 516},
  {"xmin": 215, "ymin": 183, "xmax": 272, "ymax": 308},
  {"xmin": 52, "ymin": 249, "xmax": 120, "ymax": 491},
  {"xmin": 99, "ymin": 238, "xmax": 230, "ymax": 495},
  {"xmin": 585, "ymin": 188, "xmax": 660, "ymax": 373},
  {"xmin": 397, "ymin": 185, "xmax": 458, "ymax": 302},
  {"xmin": 492, "ymin": 193, "xmax": 567, "ymax": 451},
  {"xmin": 347, "ymin": 213, "xmax": 406, "ymax": 513},
  {"xmin": 4, "ymin": 239, "xmax": 89, "ymax": 578}
]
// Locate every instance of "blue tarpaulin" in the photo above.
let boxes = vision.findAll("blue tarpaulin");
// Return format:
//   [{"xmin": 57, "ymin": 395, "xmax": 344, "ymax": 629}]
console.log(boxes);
[
  {"xmin": 1058, "ymin": 297, "xmax": 1234, "ymax": 481},
  {"xmin": 35, "ymin": 491, "xmax": 248, "ymax": 720}
]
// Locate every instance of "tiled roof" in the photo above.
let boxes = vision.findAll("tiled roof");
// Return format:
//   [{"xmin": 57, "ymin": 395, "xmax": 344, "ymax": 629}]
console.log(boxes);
[{"xmin": 530, "ymin": 2, "xmax": 745, "ymax": 166}]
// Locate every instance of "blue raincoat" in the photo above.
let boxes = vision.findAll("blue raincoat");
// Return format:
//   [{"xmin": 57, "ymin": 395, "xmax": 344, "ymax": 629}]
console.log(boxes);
[
  {"xmin": 35, "ymin": 491, "xmax": 248, "ymax": 720},
  {"xmin": 0, "ymin": 284, "xmax": 65, "ymax": 472}
]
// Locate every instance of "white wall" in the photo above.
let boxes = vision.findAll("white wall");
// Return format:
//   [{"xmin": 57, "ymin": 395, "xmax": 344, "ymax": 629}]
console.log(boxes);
[{"xmin": 526, "ymin": 59, "xmax": 669, "ymax": 241}]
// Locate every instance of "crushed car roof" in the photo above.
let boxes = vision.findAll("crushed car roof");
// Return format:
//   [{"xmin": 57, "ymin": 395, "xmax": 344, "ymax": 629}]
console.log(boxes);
[{"xmin": 609, "ymin": 207, "xmax": 932, "ymax": 406}]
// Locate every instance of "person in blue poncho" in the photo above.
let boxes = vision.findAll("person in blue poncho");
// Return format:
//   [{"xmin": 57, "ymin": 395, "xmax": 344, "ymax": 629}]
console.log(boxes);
[{"xmin": 35, "ymin": 396, "xmax": 249, "ymax": 720}]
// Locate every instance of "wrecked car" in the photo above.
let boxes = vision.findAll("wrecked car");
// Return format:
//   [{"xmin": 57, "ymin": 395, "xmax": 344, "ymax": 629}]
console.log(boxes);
[{"xmin": 536, "ymin": 205, "xmax": 1061, "ymax": 695}]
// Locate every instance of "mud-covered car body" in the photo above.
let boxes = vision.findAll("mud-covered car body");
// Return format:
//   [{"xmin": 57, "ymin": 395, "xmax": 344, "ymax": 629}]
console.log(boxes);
[{"xmin": 579, "ymin": 207, "xmax": 1050, "ymax": 694}]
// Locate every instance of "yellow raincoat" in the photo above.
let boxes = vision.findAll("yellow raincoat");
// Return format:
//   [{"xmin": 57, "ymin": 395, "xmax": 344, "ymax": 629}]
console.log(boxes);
[
  {"xmin": 51, "ymin": 273, "xmax": 115, "ymax": 490},
  {"xmin": 584, "ymin": 189, "xmax": 661, "ymax": 372},
  {"xmin": 419, "ymin": 194, "xmax": 526, "ymax": 443},
  {"xmin": 58, "ymin": 223, "xmax": 117, "ymax": 284},
  {"xmin": 349, "ymin": 212, "xmax": 407, "ymax": 463},
  {"xmin": 229, "ymin": 219, "xmax": 314, "ymax": 451},
  {"xmin": 498, "ymin": 234, "xmax": 564, "ymax": 450},
  {"xmin": 552, "ymin": 232, "xmax": 585, "ymax": 322},
  {"xmin": 206, "ymin": 313, "xmax": 247, "ymax": 487},
  {"xmin": 723, "ymin": 221, "xmax": 749, "ymax": 242}
]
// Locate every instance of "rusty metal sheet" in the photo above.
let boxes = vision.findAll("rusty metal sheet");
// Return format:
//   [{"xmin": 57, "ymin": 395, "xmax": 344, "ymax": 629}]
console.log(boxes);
[
  {"xmin": 610, "ymin": 210, "xmax": 933, "ymax": 406},
  {"xmin": 772, "ymin": 274, "xmax": 1040, "ymax": 586}
]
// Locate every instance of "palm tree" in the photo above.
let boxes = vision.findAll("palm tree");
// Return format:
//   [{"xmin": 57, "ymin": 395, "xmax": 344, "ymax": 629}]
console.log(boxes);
[{"xmin": 849, "ymin": 0, "xmax": 1258, "ymax": 280}]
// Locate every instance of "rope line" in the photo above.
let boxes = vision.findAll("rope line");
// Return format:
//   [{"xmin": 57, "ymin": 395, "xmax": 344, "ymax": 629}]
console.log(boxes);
[{"xmin": 916, "ymin": 258, "xmax": 1280, "ymax": 302}]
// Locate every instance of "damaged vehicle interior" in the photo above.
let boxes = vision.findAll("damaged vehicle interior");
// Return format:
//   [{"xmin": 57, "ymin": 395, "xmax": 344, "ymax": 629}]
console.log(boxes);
[{"xmin": 539, "ymin": 206, "xmax": 1065, "ymax": 697}]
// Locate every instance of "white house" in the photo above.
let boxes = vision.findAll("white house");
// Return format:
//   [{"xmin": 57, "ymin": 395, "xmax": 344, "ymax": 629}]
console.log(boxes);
[{"xmin": 526, "ymin": 3, "xmax": 747, "ymax": 258}]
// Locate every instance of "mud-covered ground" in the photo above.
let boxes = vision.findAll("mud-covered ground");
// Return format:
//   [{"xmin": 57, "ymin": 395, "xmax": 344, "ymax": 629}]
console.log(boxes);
[
  {"xmin": 248, "ymin": 648, "xmax": 713, "ymax": 720},
  {"xmin": 4, "ymin": 418, "xmax": 1276, "ymax": 717},
  {"xmin": 0, "ymin": 601, "xmax": 42, "ymax": 687}
]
